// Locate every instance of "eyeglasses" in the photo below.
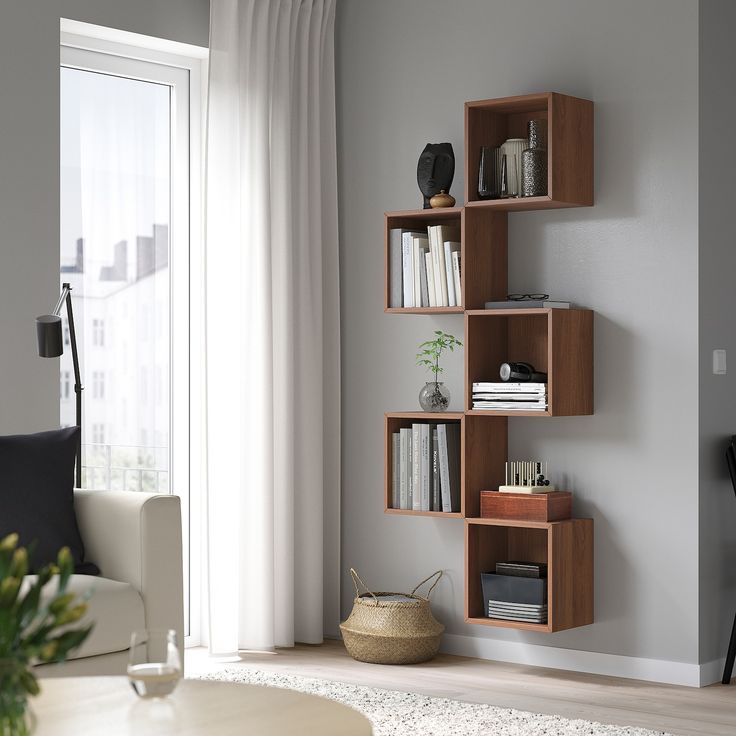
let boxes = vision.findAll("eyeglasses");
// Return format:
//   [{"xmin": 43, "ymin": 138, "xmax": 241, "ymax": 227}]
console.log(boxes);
[{"xmin": 507, "ymin": 293, "xmax": 549, "ymax": 301}]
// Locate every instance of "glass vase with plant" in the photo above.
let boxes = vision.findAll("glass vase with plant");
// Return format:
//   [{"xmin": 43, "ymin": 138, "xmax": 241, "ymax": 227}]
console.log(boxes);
[
  {"xmin": 0, "ymin": 534, "xmax": 93, "ymax": 736},
  {"xmin": 416, "ymin": 330, "xmax": 462, "ymax": 412}
]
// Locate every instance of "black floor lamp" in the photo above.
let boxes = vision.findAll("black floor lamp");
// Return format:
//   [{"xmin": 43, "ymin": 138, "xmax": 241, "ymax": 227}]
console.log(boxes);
[{"xmin": 36, "ymin": 282, "xmax": 83, "ymax": 487}]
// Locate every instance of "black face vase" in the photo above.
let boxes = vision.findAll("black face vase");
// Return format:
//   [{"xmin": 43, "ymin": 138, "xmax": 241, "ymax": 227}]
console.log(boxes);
[{"xmin": 417, "ymin": 143, "xmax": 455, "ymax": 209}]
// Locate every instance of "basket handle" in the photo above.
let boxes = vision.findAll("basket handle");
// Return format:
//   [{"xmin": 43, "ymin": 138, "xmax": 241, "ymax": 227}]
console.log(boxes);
[
  {"xmin": 349, "ymin": 568, "xmax": 378, "ymax": 603},
  {"xmin": 411, "ymin": 570, "xmax": 443, "ymax": 599}
]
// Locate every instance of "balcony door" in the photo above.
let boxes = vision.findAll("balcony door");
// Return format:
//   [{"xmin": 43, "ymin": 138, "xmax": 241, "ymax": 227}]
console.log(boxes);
[{"xmin": 60, "ymin": 29, "xmax": 204, "ymax": 642}]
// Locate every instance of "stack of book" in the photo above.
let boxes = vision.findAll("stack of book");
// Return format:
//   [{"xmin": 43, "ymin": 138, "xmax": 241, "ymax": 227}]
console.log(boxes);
[
  {"xmin": 391, "ymin": 423, "xmax": 460, "ymax": 512},
  {"xmin": 481, "ymin": 562, "xmax": 548, "ymax": 624},
  {"xmin": 388, "ymin": 224, "xmax": 462, "ymax": 308},
  {"xmin": 472, "ymin": 382, "xmax": 547, "ymax": 412}
]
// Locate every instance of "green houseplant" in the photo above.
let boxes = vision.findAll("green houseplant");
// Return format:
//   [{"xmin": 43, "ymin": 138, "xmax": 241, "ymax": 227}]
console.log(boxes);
[
  {"xmin": 0, "ymin": 534, "xmax": 93, "ymax": 736},
  {"xmin": 416, "ymin": 330, "xmax": 462, "ymax": 412}
]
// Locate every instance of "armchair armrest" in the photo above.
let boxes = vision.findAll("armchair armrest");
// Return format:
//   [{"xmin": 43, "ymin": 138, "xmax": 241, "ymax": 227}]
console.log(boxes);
[{"xmin": 73, "ymin": 490, "xmax": 184, "ymax": 650}]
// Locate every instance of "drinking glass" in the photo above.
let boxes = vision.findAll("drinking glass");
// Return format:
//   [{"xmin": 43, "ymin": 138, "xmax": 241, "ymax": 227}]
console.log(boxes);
[{"xmin": 127, "ymin": 629, "xmax": 181, "ymax": 698}]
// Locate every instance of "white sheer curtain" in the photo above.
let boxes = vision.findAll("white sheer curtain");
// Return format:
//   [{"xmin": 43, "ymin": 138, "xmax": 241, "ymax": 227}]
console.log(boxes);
[{"xmin": 203, "ymin": 0, "xmax": 339, "ymax": 653}]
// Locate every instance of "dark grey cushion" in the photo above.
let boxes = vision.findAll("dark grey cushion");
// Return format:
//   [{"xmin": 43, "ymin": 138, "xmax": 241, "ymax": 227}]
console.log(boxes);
[{"xmin": 0, "ymin": 427, "xmax": 98, "ymax": 574}]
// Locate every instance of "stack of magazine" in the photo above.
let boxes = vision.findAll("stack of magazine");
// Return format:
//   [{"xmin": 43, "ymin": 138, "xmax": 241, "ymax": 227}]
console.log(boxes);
[
  {"xmin": 488, "ymin": 600, "xmax": 548, "ymax": 623},
  {"xmin": 472, "ymin": 383, "xmax": 547, "ymax": 412}
]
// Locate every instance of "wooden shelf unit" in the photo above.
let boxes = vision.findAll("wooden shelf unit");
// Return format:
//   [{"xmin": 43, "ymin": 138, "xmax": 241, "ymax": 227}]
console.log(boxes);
[
  {"xmin": 384, "ymin": 208, "xmax": 508, "ymax": 312},
  {"xmin": 384, "ymin": 412, "xmax": 507, "ymax": 519},
  {"xmin": 382, "ymin": 92, "xmax": 595, "ymax": 632},
  {"xmin": 464, "ymin": 92, "xmax": 593, "ymax": 210},
  {"xmin": 465, "ymin": 308, "xmax": 593, "ymax": 416},
  {"xmin": 465, "ymin": 517, "xmax": 594, "ymax": 633},
  {"xmin": 384, "ymin": 413, "xmax": 464, "ymax": 517}
]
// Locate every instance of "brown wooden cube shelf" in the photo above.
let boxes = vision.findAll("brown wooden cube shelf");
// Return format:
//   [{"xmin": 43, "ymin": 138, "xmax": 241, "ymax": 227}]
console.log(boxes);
[
  {"xmin": 464, "ymin": 92, "xmax": 593, "ymax": 210},
  {"xmin": 465, "ymin": 517, "xmax": 594, "ymax": 633},
  {"xmin": 384, "ymin": 208, "xmax": 508, "ymax": 312},
  {"xmin": 382, "ymin": 92, "xmax": 595, "ymax": 634},
  {"xmin": 385, "ymin": 412, "xmax": 507, "ymax": 520},
  {"xmin": 465, "ymin": 308, "xmax": 593, "ymax": 416},
  {"xmin": 384, "ymin": 412, "xmax": 464, "ymax": 518}
]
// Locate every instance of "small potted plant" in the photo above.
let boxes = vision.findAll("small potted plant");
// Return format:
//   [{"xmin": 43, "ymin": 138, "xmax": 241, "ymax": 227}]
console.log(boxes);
[
  {"xmin": 0, "ymin": 534, "xmax": 93, "ymax": 736},
  {"xmin": 416, "ymin": 330, "xmax": 462, "ymax": 412}
]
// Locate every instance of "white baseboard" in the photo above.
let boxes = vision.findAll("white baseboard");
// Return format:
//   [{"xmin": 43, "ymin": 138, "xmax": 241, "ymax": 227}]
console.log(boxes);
[{"xmin": 441, "ymin": 634, "xmax": 724, "ymax": 688}]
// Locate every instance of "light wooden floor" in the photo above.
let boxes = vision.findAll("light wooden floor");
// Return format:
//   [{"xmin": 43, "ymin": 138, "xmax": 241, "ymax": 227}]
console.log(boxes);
[{"xmin": 185, "ymin": 640, "xmax": 736, "ymax": 736}]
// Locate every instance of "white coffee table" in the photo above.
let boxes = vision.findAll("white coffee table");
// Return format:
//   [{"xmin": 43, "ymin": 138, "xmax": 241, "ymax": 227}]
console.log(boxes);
[{"xmin": 35, "ymin": 677, "xmax": 372, "ymax": 735}]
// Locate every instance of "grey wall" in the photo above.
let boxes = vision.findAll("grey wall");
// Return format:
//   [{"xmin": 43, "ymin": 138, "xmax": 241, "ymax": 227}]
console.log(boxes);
[
  {"xmin": 0, "ymin": 0, "xmax": 208, "ymax": 435},
  {"xmin": 337, "ymin": 0, "xmax": 701, "ymax": 664},
  {"xmin": 698, "ymin": 0, "xmax": 736, "ymax": 667}
]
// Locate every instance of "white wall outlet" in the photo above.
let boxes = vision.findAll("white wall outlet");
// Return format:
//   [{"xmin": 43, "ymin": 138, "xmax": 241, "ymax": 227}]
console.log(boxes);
[{"xmin": 713, "ymin": 349, "xmax": 727, "ymax": 375}]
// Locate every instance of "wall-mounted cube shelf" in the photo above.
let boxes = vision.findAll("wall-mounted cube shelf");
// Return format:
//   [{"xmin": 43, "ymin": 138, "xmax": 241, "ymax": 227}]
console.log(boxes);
[
  {"xmin": 382, "ymin": 92, "xmax": 595, "ymax": 633},
  {"xmin": 465, "ymin": 517, "xmax": 594, "ymax": 633},
  {"xmin": 464, "ymin": 92, "xmax": 593, "ymax": 210},
  {"xmin": 465, "ymin": 308, "xmax": 593, "ymax": 416}
]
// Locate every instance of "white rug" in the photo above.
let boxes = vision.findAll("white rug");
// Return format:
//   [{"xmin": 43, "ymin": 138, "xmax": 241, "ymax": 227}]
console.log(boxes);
[{"xmin": 194, "ymin": 667, "xmax": 674, "ymax": 736}]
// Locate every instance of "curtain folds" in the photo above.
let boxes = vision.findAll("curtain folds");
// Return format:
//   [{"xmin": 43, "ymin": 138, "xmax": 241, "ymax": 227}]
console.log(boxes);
[{"xmin": 204, "ymin": 0, "xmax": 339, "ymax": 654}]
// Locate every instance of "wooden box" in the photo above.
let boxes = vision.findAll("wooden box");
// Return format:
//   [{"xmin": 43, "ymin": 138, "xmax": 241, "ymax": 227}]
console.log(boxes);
[{"xmin": 480, "ymin": 490, "xmax": 572, "ymax": 522}]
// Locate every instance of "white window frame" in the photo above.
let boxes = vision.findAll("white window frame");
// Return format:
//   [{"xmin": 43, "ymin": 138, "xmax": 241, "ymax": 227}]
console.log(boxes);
[{"xmin": 60, "ymin": 20, "xmax": 207, "ymax": 648}]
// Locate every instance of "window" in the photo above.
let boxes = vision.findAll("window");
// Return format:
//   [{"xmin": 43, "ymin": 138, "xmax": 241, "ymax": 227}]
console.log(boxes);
[
  {"xmin": 61, "ymin": 371, "xmax": 71, "ymax": 400},
  {"xmin": 92, "ymin": 319, "xmax": 105, "ymax": 347},
  {"xmin": 91, "ymin": 423, "xmax": 105, "ymax": 444},
  {"xmin": 92, "ymin": 371, "xmax": 105, "ymax": 399},
  {"xmin": 60, "ymin": 22, "xmax": 205, "ymax": 644}
]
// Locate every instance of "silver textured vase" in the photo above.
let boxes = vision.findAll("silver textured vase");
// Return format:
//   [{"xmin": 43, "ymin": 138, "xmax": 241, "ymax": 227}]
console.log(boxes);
[
  {"xmin": 521, "ymin": 119, "xmax": 547, "ymax": 197},
  {"xmin": 418, "ymin": 382, "xmax": 450, "ymax": 412}
]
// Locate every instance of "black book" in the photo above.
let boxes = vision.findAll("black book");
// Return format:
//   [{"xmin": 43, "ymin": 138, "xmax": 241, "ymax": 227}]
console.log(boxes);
[{"xmin": 495, "ymin": 561, "xmax": 548, "ymax": 579}]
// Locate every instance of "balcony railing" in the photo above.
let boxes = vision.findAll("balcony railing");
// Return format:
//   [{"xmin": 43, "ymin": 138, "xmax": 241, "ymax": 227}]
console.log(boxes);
[{"xmin": 81, "ymin": 443, "xmax": 169, "ymax": 493}]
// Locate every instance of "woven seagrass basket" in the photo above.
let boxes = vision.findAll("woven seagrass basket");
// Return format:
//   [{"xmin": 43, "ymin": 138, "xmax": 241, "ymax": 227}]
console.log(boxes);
[{"xmin": 340, "ymin": 568, "xmax": 444, "ymax": 665}]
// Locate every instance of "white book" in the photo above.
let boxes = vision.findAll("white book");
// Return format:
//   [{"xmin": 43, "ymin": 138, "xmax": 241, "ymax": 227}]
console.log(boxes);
[
  {"xmin": 444, "ymin": 241, "xmax": 461, "ymax": 306},
  {"xmin": 401, "ymin": 233, "xmax": 415, "ymax": 308},
  {"xmin": 399, "ymin": 428, "xmax": 411, "ymax": 509},
  {"xmin": 427, "ymin": 227, "xmax": 445, "ymax": 306},
  {"xmin": 425, "ymin": 252, "xmax": 437, "ymax": 307},
  {"xmin": 420, "ymin": 424, "xmax": 431, "ymax": 511},
  {"xmin": 473, "ymin": 393, "xmax": 546, "ymax": 401},
  {"xmin": 411, "ymin": 235, "xmax": 429, "ymax": 308},
  {"xmin": 411, "ymin": 424, "xmax": 421, "ymax": 511},
  {"xmin": 452, "ymin": 251, "xmax": 462, "ymax": 306},
  {"xmin": 392, "ymin": 432, "xmax": 400, "ymax": 508},
  {"xmin": 473, "ymin": 382, "xmax": 547, "ymax": 391},
  {"xmin": 473, "ymin": 403, "xmax": 547, "ymax": 411}
]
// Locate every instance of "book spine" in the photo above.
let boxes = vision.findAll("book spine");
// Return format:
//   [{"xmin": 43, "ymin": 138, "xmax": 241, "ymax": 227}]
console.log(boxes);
[
  {"xmin": 399, "ymin": 428, "xmax": 410, "ymax": 509},
  {"xmin": 425, "ymin": 252, "xmax": 437, "ymax": 308},
  {"xmin": 438, "ymin": 424, "xmax": 451, "ymax": 513},
  {"xmin": 432, "ymin": 429, "xmax": 440, "ymax": 511},
  {"xmin": 420, "ymin": 424, "xmax": 431, "ymax": 511},
  {"xmin": 452, "ymin": 251, "xmax": 462, "ymax": 306},
  {"xmin": 401, "ymin": 234, "xmax": 414, "ymax": 308},
  {"xmin": 412, "ymin": 424, "xmax": 421, "ymax": 511},
  {"xmin": 391, "ymin": 432, "xmax": 400, "ymax": 508},
  {"xmin": 419, "ymin": 252, "xmax": 430, "ymax": 307},
  {"xmin": 444, "ymin": 241, "xmax": 456, "ymax": 307},
  {"xmin": 389, "ymin": 229, "xmax": 403, "ymax": 308},
  {"xmin": 428, "ymin": 227, "xmax": 443, "ymax": 306},
  {"xmin": 435, "ymin": 235, "xmax": 449, "ymax": 307},
  {"xmin": 445, "ymin": 424, "xmax": 461, "ymax": 512}
]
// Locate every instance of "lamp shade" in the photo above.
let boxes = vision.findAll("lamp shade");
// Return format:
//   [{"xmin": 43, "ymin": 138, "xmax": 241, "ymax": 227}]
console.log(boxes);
[{"xmin": 36, "ymin": 314, "xmax": 63, "ymax": 358}]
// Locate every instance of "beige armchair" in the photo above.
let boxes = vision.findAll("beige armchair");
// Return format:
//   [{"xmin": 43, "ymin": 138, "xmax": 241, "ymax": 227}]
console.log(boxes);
[{"xmin": 38, "ymin": 490, "xmax": 184, "ymax": 677}]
